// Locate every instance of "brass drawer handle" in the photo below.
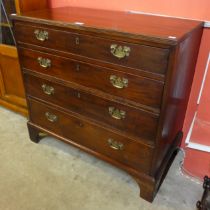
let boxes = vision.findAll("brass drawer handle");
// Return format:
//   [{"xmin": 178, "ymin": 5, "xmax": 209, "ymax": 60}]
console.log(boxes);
[
  {"xmin": 42, "ymin": 84, "xmax": 54, "ymax": 95},
  {"xmin": 45, "ymin": 112, "xmax": 58, "ymax": 123},
  {"xmin": 34, "ymin": 29, "xmax": 49, "ymax": 41},
  {"xmin": 110, "ymin": 75, "xmax": 128, "ymax": 89},
  {"xmin": 108, "ymin": 138, "xmax": 124, "ymax": 150},
  {"xmin": 110, "ymin": 44, "xmax": 131, "ymax": 59},
  {"xmin": 109, "ymin": 106, "xmax": 126, "ymax": 120},
  {"xmin": 37, "ymin": 57, "xmax": 51, "ymax": 68}
]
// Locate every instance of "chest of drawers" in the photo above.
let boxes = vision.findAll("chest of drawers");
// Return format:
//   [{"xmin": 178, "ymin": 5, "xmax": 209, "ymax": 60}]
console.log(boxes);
[{"xmin": 12, "ymin": 7, "xmax": 203, "ymax": 202}]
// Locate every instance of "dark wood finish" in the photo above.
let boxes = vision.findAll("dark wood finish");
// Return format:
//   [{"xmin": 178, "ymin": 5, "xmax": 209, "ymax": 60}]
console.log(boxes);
[
  {"xmin": 27, "ymin": 122, "xmax": 42, "ymax": 143},
  {"xmin": 19, "ymin": 47, "xmax": 164, "ymax": 111},
  {"xmin": 17, "ymin": 41, "xmax": 166, "ymax": 82},
  {"xmin": 28, "ymin": 98, "xmax": 154, "ymax": 173},
  {"xmin": 12, "ymin": 7, "xmax": 203, "ymax": 202},
  {"xmin": 15, "ymin": 23, "xmax": 169, "ymax": 75},
  {"xmin": 12, "ymin": 7, "xmax": 202, "ymax": 46},
  {"xmin": 23, "ymin": 72, "xmax": 159, "ymax": 144},
  {"xmin": 150, "ymin": 25, "xmax": 203, "ymax": 175},
  {"xmin": 27, "ymin": 120, "xmax": 156, "ymax": 202}
]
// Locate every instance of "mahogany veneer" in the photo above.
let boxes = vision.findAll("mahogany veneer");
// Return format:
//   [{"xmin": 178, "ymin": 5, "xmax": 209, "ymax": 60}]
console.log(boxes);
[{"xmin": 12, "ymin": 7, "xmax": 203, "ymax": 202}]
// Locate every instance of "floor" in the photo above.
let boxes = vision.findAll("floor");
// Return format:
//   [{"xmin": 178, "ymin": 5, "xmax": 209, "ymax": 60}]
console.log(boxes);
[{"xmin": 0, "ymin": 106, "xmax": 203, "ymax": 210}]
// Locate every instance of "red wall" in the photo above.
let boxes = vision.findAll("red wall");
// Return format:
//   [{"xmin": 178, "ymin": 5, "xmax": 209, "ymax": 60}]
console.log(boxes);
[
  {"xmin": 183, "ymin": 148, "xmax": 210, "ymax": 178},
  {"xmin": 182, "ymin": 29, "xmax": 210, "ymax": 144},
  {"xmin": 49, "ymin": 0, "xmax": 210, "ymax": 20},
  {"xmin": 190, "ymin": 31, "xmax": 210, "ymax": 147},
  {"xmin": 48, "ymin": 0, "xmax": 210, "ymax": 178},
  {"xmin": 182, "ymin": 29, "xmax": 210, "ymax": 178}
]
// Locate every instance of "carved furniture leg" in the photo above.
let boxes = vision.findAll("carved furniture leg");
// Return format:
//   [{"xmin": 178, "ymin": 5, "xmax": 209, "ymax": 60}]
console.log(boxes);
[
  {"xmin": 134, "ymin": 177, "xmax": 156, "ymax": 202},
  {"xmin": 132, "ymin": 133, "xmax": 181, "ymax": 202}
]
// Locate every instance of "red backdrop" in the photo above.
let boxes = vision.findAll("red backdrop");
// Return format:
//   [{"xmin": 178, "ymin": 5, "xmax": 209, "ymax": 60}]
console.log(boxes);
[{"xmin": 49, "ymin": 0, "xmax": 210, "ymax": 20}]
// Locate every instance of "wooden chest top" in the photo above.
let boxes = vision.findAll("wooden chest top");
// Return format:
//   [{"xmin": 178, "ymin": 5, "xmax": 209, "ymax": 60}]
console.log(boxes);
[{"xmin": 12, "ymin": 6, "xmax": 202, "ymax": 46}]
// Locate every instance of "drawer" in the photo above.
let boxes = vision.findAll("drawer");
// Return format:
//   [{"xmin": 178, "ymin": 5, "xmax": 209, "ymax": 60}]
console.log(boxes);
[
  {"xmin": 15, "ymin": 23, "xmax": 169, "ymax": 75},
  {"xmin": 19, "ymin": 48, "xmax": 164, "ymax": 110},
  {"xmin": 24, "ymin": 73, "xmax": 159, "ymax": 143},
  {"xmin": 28, "ymin": 98, "xmax": 154, "ymax": 173}
]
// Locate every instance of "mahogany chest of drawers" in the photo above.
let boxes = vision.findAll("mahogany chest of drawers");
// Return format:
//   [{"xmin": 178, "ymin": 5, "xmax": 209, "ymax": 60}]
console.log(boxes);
[{"xmin": 12, "ymin": 7, "xmax": 203, "ymax": 202}]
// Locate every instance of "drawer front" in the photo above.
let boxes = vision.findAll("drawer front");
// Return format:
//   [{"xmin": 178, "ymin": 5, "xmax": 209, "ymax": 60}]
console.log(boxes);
[
  {"xmin": 15, "ymin": 23, "xmax": 169, "ymax": 75},
  {"xmin": 24, "ymin": 73, "xmax": 158, "ymax": 143},
  {"xmin": 28, "ymin": 98, "xmax": 154, "ymax": 173},
  {"xmin": 19, "ymin": 48, "xmax": 164, "ymax": 110}
]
